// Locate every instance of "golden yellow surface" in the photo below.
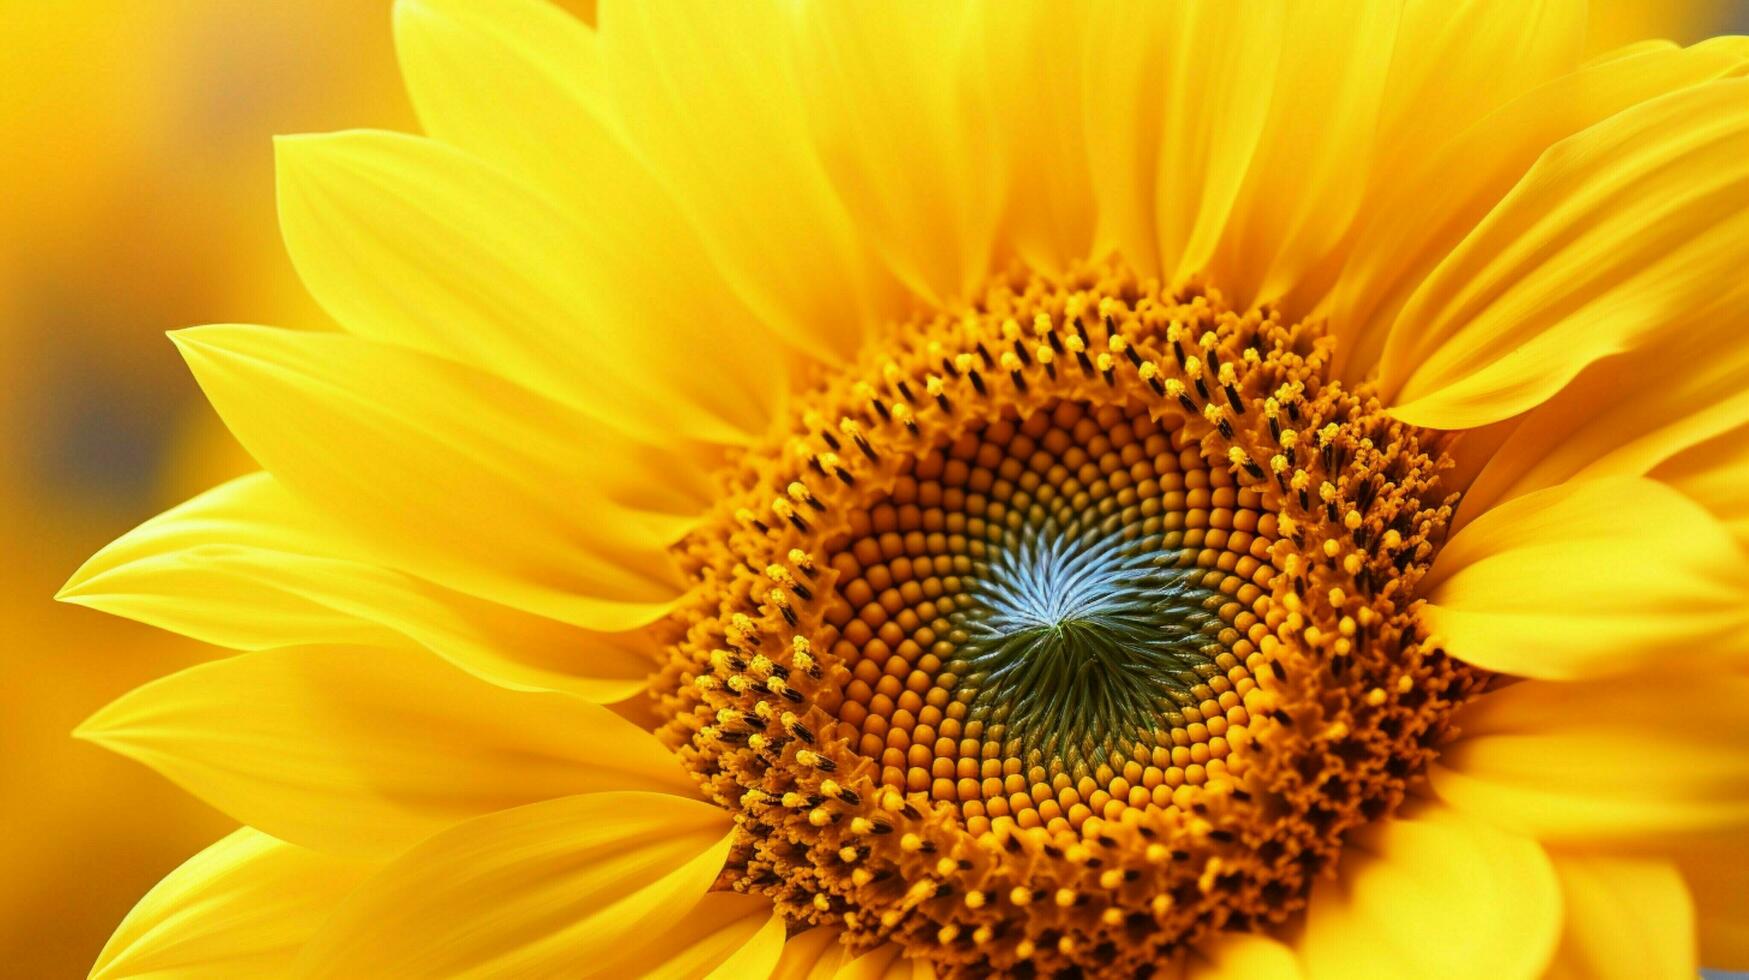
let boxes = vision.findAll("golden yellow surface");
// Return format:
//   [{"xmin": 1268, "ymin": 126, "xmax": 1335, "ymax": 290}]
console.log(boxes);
[{"xmin": 0, "ymin": 0, "xmax": 1726, "ymax": 974}]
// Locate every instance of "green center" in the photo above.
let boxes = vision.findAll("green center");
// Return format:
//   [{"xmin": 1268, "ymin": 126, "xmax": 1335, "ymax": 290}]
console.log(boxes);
[{"xmin": 949, "ymin": 517, "xmax": 1228, "ymax": 772}]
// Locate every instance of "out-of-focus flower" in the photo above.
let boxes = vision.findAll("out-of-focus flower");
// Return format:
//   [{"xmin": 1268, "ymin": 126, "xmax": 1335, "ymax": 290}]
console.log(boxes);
[{"xmin": 46, "ymin": 1, "xmax": 1749, "ymax": 979}]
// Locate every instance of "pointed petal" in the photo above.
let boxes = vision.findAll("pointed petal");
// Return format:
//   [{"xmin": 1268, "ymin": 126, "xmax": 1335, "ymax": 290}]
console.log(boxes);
[
  {"xmin": 1456, "ymin": 320, "xmax": 1749, "ymax": 531},
  {"xmin": 91, "ymin": 830, "xmax": 372, "ymax": 980},
  {"xmin": 75, "ymin": 646, "xmax": 695, "ymax": 857},
  {"xmin": 1330, "ymin": 17, "xmax": 1735, "ymax": 375},
  {"xmin": 1543, "ymin": 850, "xmax": 1694, "ymax": 980},
  {"xmin": 174, "ymin": 324, "xmax": 697, "ymax": 630},
  {"xmin": 1431, "ymin": 672, "xmax": 1749, "ymax": 841},
  {"xmin": 276, "ymin": 129, "xmax": 778, "ymax": 445},
  {"xmin": 1300, "ymin": 803, "xmax": 1560, "ymax": 980},
  {"xmin": 1381, "ymin": 78, "xmax": 1749, "ymax": 428},
  {"xmin": 1422, "ymin": 477, "xmax": 1749, "ymax": 679},
  {"xmin": 390, "ymin": 1, "xmax": 791, "ymax": 438},
  {"xmin": 622, "ymin": 892, "xmax": 782, "ymax": 980},
  {"xmin": 60, "ymin": 472, "xmax": 653, "ymax": 701},
  {"xmin": 297, "ymin": 791, "xmax": 733, "ymax": 977}
]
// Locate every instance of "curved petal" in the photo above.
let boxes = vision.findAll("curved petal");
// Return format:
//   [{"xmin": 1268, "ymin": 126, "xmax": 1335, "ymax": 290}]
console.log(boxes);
[
  {"xmin": 834, "ymin": 944, "xmax": 937, "ymax": 980},
  {"xmin": 59, "ymin": 472, "xmax": 653, "ymax": 701},
  {"xmin": 1381, "ymin": 77, "xmax": 1749, "ymax": 427},
  {"xmin": 297, "ymin": 791, "xmax": 734, "ymax": 978},
  {"xmin": 575, "ymin": 892, "xmax": 784, "ymax": 980},
  {"xmin": 1332, "ymin": 36, "xmax": 1748, "ymax": 376},
  {"xmin": 1431, "ymin": 672, "xmax": 1749, "ymax": 842},
  {"xmin": 91, "ymin": 829, "xmax": 372, "ymax": 980},
  {"xmin": 276, "ymin": 129, "xmax": 780, "ymax": 445},
  {"xmin": 598, "ymin": 0, "xmax": 905, "ymax": 360},
  {"xmin": 1299, "ymin": 803, "xmax": 1560, "ymax": 980},
  {"xmin": 1456, "ymin": 322, "xmax": 1749, "ymax": 531},
  {"xmin": 1080, "ymin": 1, "xmax": 1294, "ymax": 280},
  {"xmin": 1653, "ymin": 425, "xmax": 1749, "ymax": 550},
  {"xmin": 390, "ymin": 1, "xmax": 792, "ymax": 439},
  {"xmin": 972, "ymin": 3, "xmax": 1094, "ymax": 272},
  {"xmin": 1200, "ymin": 2, "xmax": 1401, "ymax": 309},
  {"xmin": 773, "ymin": 928, "xmax": 852, "ymax": 980},
  {"xmin": 792, "ymin": 3, "xmax": 1000, "ymax": 305},
  {"xmin": 75, "ymin": 646, "xmax": 695, "ymax": 858},
  {"xmin": 1422, "ymin": 477, "xmax": 1749, "ymax": 679},
  {"xmin": 1543, "ymin": 850, "xmax": 1694, "ymax": 980},
  {"xmin": 174, "ymin": 324, "xmax": 698, "ymax": 631}
]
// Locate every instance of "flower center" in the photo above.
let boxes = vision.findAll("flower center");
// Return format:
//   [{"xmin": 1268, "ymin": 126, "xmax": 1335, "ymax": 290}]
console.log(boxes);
[
  {"xmin": 959, "ymin": 515, "xmax": 1225, "ymax": 767},
  {"xmin": 654, "ymin": 261, "xmax": 1478, "ymax": 976}
]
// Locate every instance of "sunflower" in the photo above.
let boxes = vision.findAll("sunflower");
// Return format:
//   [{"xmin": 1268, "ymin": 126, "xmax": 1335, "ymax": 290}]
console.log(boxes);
[{"xmin": 62, "ymin": 0, "xmax": 1749, "ymax": 977}]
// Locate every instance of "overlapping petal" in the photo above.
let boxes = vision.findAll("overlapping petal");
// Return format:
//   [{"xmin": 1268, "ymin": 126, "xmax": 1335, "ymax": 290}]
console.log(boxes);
[
  {"xmin": 92, "ymin": 829, "xmax": 372, "ymax": 980},
  {"xmin": 75, "ymin": 646, "xmax": 695, "ymax": 857},
  {"xmin": 277, "ymin": 129, "xmax": 782, "ymax": 446},
  {"xmin": 174, "ymin": 324, "xmax": 699, "ymax": 630},
  {"xmin": 1298, "ymin": 803, "xmax": 1560, "ymax": 980},
  {"xmin": 1543, "ymin": 850, "xmax": 1693, "ymax": 980},
  {"xmin": 1422, "ymin": 477, "xmax": 1749, "ymax": 679},
  {"xmin": 1432, "ymin": 672, "xmax": 1749, "ymax": 841},
  {"xmin": 598, "ymin": 0, "xmax": 906, "ymax": 360},
  {"xmin": 297, "ymin": 791, "xmax": 733, "ymax": 977},
  {"xmin": 1380, "ymin": 77, "xmax": 1749, "ymax": 428},
  {"xmin": 59, "ymin": 472, "xmax": 654, "ymax": 700},
  {"xmin": 1332, "ymin": 35, "xmax": 1748, "ymax": 375}
]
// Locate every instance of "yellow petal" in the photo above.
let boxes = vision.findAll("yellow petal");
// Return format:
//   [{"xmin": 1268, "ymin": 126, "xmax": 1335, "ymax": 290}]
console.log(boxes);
[
  {"xmin": 1431, "ymin": 672, "xmax": 1749, "ymax": 841},
  {"xmin": 297, "ymin": 791, "xmax": 733, "ymax": 977},
  {"xmin": 1456, "ymin": 320, "xmax": 1749, "ymax": 530},
  {"xmin": 627, "ymin": 892, "xmax": 783, "ymax": 980},
  {"xmin": 772, "ymin": 928, "xmax": 852, "ymax": 980},
  {"xmin": 1543, "ymin": 850, "xmax": 1694, "ymax": 980},
  {"xmin": 174, "ymin": 324, "xmax": 696, "ymax": 631},
  {"xmin": 1668, "ymin": 830, "xmax": 1749, "ymax": 970},
  {"xmin": 971, "ymin": 3, "xmax": 1094, "ymax": 272},
  {"xmin": 1381, "ymin": 77, "xmax": 1749, "ymax": 427},
  {"xmin": 792, "ymin": 3, "xmax": 1000, "ymax": 305},
  {"xmin": 276, "ymin": 129, "xmax": 780, "ymax": 445},
  {"xmin": 59, "ymin": 472, "xmax": 654, "ymax": 701},
  {"xmin": 1187, "ymin": 931, "xmax": 1303, "ymax": 980},
  {"xmin": 391, "ymin": 0, "xmax": 792, "ymax": 439},
  {"xmin": 1333, "ymin": 10, "xmax": 1728, "ymax": 376},
  {"xmin": 598, "ymin": 0, "xmax": 905, "ymax": 360},
  {"xmin": 1653, "ymin": 425, "xmax": 1749, "ymax": 550},
  {"xmin": 1201, "ymin": 2, "xmax": 1401, "ymax": 309},
  {"xmin": 76, "ymin": 645, "xmax": 695, "ymax": 857},
  {"xmin": 1300, "ymin": 803, "xmax": 1560, "ymax": 980},
  {"xmin": 834, "ymin": 944, "xmax": 937, "ymax": 980},
  {"xmin": 1148, "ymin": 2, "xmax": 1283, "ymax": 289},
  {"xmin": 1422, "ymin": 477, "xmax": 1749, "ymax": 679},
  {"xmin": 91, "ymin": 829, "xmax": 372, "ymax": 980}
]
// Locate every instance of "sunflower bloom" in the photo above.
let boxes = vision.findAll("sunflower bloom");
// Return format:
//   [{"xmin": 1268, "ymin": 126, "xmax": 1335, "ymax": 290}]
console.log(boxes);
[{"xmin": 64, "ymin": 1, "xmax": 1749, "ymax": 977}]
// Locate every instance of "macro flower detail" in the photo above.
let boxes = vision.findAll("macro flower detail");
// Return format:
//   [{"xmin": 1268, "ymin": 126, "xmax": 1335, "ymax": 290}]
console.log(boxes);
[{"xmin": 60, "ymin": 1, "xmax": 1749, "ymax": 978}]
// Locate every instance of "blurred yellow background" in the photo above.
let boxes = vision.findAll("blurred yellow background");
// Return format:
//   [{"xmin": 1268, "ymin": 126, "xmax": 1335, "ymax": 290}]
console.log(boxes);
[{"xmin": 0, "ymin": 0, "xmax": 1735, "ymax": 976}]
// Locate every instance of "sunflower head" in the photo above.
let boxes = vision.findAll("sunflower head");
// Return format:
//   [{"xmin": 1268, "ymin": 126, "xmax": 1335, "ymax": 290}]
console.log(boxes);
[{"xmin": 64, "ymin": 1, "xmax": 1749, "ymax": 978}]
